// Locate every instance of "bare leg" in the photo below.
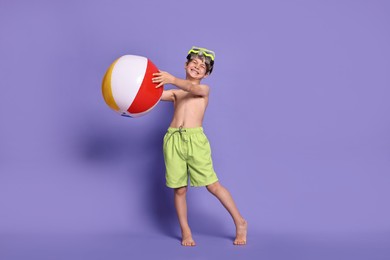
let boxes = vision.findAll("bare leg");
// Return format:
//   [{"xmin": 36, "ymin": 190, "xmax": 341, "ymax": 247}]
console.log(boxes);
[
  {"xmin": 206, "ymin": 181, "xmax": 247, "ymax": 245},
  {"xmin": 174, "ymin": 186, "xmax": 196, "ymax": 246}
]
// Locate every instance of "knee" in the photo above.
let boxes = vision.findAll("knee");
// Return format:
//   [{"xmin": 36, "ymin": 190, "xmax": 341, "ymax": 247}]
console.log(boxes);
[
  {"xmin": 174, "ymin": 186, "xmax": 188, "ymax": 196},
  {"xmin": 206, "ymin": 181, "xmax": 221, "ymax": 194}
]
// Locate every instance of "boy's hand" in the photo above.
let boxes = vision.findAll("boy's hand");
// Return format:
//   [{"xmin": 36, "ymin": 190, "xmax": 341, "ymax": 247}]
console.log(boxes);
[{"xmin": 152, "ymin": 70, "xmax": 175, "ymax": 88}]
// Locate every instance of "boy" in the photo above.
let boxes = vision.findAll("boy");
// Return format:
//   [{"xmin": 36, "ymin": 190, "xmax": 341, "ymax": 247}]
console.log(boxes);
[{"xmin": 152, "ymin": 47, "xmax": 247, "ymax": 246}]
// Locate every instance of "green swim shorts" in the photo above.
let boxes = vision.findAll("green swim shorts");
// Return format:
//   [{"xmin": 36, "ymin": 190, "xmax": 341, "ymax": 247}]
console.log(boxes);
[{"xmin": 163, "ymin": 127, "xmax": 219, "ymax": 188}]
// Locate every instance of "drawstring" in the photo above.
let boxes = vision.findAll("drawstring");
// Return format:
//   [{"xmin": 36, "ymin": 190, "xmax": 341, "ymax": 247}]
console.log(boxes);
[{"xmin": 166, "ymin": 126, "xmax": 187, "ymax": 142}]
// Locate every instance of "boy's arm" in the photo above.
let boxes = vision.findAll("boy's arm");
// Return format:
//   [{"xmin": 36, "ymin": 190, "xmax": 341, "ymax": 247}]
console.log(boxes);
[
  {"xmin": 171, "ymin": 77, "xmax": 210, "ymax": 97},
  {"xmin": 160, "ymin": 89, "xmax": 176, "ymax": 102},
  {"xmin": 153, "ymin": 71, "xmax": 209, "ymax": 97}
]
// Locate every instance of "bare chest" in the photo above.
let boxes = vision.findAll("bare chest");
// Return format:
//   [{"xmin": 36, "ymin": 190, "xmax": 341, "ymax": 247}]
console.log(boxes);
[{"xmin": 174, "ymin": 91, "xmax": 207, "ymax": 109}]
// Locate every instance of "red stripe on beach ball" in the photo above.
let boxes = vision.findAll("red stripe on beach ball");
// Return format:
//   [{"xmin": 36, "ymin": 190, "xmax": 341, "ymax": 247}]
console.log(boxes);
[{"xmin": 128, "ymin": 59, "xmax": 163, "ymax": 114}]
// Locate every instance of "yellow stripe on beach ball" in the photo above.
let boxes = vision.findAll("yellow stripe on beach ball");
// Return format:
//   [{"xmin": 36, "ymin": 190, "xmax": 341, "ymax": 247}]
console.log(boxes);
[{"xmin": 102, "ymin": 58, "xmax": 120, "ymax": 111}]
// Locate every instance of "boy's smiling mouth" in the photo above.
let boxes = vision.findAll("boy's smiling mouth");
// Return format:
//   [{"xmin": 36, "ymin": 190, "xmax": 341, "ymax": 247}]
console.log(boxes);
[{"xmin": 191, "ymin": 69, "xmax": 200, "ymax": 75}]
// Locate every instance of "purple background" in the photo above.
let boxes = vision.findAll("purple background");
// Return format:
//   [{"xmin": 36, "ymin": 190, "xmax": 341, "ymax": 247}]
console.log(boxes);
[{"xmin": 1, "ymin": 0, "xmax": 389, "ymax": 259}]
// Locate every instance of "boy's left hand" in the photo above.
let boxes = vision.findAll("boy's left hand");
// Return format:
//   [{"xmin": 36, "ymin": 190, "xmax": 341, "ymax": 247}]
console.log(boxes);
[{"xmin": 152, "ymin": 71, "xmax": 175, "ymax": 88}]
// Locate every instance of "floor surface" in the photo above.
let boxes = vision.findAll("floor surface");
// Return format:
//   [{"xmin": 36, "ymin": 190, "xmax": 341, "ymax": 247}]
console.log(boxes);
[{"xmin": 1, "ymin": 230, "xmax": 389, "ymax": 260}]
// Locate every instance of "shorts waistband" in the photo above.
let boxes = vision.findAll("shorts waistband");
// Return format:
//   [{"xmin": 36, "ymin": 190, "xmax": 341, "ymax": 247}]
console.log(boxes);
[{"xmin": 167, "ymin": 127, "xmax": 204, "ymax": 134}]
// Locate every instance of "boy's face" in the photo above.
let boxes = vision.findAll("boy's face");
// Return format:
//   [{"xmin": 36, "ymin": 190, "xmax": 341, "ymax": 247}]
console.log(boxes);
[{"xmin": 185, "ymin": 57, "xmax": 208, "ymax": 80}]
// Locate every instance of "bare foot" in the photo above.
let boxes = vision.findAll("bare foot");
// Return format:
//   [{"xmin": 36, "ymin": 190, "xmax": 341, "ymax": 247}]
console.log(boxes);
[
  {"xmin": 233, "ymin": 219, "xmax": 247, "ymax": 245},
  {"xmin": 181, "ymin": 231, "xmax": 196, "ymax": 246}
]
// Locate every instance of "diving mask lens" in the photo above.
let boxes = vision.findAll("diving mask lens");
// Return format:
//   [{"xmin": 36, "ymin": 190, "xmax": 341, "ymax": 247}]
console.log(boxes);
[{"xmin": 188, "ymin": 46, "xmax": 215, "ymax": 61}]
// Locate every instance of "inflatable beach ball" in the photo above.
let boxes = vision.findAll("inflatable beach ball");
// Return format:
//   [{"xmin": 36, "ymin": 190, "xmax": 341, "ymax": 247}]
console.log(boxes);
[{"xmin": 102, "ymin": 55, "xmax": 163, "ymax": 117}]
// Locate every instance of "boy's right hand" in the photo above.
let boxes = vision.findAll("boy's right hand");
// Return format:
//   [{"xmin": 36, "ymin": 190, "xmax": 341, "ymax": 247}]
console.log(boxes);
[{"xmin": 152, "ymin": 70, "xmax": 175, "ymax": 88}]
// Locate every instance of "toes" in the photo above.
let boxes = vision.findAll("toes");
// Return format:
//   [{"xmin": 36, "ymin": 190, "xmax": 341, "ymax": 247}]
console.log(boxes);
[
  {"xmin": 234, "ymin": 240, "xmax": 247, "ymax": 245},
  {"xmin": 182, "ymin": 240, "xmax": 196, "ymax": 246}
]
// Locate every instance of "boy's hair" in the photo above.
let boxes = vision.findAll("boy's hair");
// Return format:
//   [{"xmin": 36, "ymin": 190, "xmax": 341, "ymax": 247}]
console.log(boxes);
[{"xmin": 186, "ymin": 47, "xmax": 215, "ymax": 75}]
